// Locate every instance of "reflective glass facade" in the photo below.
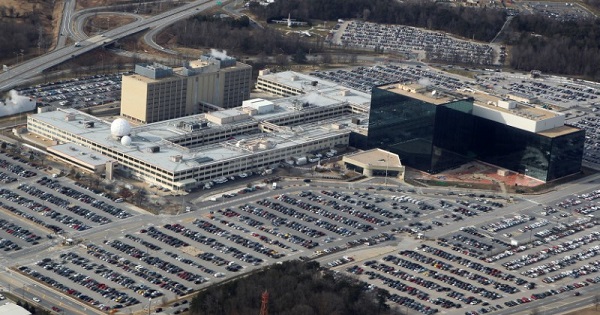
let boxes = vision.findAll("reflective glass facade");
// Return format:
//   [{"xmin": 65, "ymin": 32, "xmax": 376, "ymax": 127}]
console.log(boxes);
[
  {"xmin": 367, "ymin": 87, "xmax": 475, "ymax": 173},
  {"xmin": 471, "ymin": 118, "xmax": 585, "ymax": 181},
  {"xmin": 367, "ymin": 87, "xmax": 435, "ymax": 171},
  {"xmin": 365, "ymin": 86, "xmax": 585, "ymax": 181}
]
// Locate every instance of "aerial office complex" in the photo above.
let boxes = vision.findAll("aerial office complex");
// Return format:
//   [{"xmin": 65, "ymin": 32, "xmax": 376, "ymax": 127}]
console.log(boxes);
[
  {"xmin": 27, "ymin": 77, "xmax": 371, "ymax": 191},
  {"xmin": 121, "ymin": 52, "xmax": 252, "ymax": 124},
  {"xmin": 26, "ymin": 68, "xmax": 585, "ymax": 189},
  {"xmin": 368, "ymin": 83, "xmax": 585, "ymax": 182}
]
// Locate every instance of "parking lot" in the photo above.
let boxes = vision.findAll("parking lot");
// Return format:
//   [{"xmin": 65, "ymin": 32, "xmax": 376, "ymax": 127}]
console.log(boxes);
[
  {"xmin": 16, "ymin": 73, "xmax": 125, "ymax": 109},
  {"xmin": 475, "ymin": 71, "xmax": 600, "ymax": 109},
  {"xmin": 326, "ymin": 189, "xmax": 600, "ymax": 315},
  {"xmin": 5, "ymin": 164, "xmax": 525, "ymax": 314},
  {"xmin": 311, "ymin": 63, "xmax": 470, "ymax": 94},
  {"xmin": 331, "ymin": 21, "xmax": 497, "ymax": 65},
  {"xmin": 522, "ymin": 2, "xmax": 595, "ymax": 22},
  {"xmin": 570, "ymin": 116, "xmax": 600, "ymax": 167},
  {"xmin": 0, "ymin": 148, "xmax": 597, "ymax": 314}
]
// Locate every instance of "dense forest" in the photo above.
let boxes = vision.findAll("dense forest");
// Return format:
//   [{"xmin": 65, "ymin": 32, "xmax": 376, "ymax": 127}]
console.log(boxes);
[
  {"xmin": 172, "ymin": 15, "xmax": 324, "ymax": 56},
  {"xmin": 189, "ymin": 261, "xmax": 399, "ymax": 315},
  {"xmin": 250, "ymin": 0, "xmax": 506, "ymax": 42},
  {"xmin": 0, "ymin": 8, "xmax": 47, "ymax": 61},
  {"xmin": 0, "ymin": 21, "xmax": 39, "ymax": 59},
  {"xmin": 507, "ymin": 15, "xmax": 600, "ymax": 79}
]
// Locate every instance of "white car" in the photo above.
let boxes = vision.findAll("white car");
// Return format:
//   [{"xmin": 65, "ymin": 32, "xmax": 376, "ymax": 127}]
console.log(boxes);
[{"xmin": 32, "ymin": 297, "xmax": 41, "ymax": 303}]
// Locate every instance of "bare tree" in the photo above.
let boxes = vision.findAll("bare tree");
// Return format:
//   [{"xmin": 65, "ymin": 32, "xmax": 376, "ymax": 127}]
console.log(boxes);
[
  {"xmin": 118, "ymin": 186, "xmax": 133, "ymax": 200},
  {"xmin": 275, "ymin": 54, "xmax": 289, "ymax": 66},
  {"xmin": 320, "ymin": 53, "xmax": 332, "ymax": 65}
]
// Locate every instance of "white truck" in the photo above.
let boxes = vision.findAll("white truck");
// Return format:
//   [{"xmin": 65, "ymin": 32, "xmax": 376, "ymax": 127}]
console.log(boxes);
[{"xmin": 294, "ymin": 156, "xmax": 308, "ymax": 166}]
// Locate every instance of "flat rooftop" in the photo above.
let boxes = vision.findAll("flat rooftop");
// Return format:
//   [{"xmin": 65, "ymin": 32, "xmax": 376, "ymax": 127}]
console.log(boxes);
[
  {"xmin": 30, "ymin": 109, "xmax": 351, "ymax": 173},
  {"xmin": 537, "ymin": 125, "xmax": 582, "ymax": 137},
  {"xmin": 471, "ymin": 91, "xmax": 561, "ymax": 121},
  {"xmin": 259, "ymin": 71, "xmax": 339, "ymax": 91},
  {"xmin": 48, "ymin": 143, "xmax": 113, "ymax": 167},
  {"xmin": 344, "ymin": 149, "xmax": 402, "ymax": 168},
  {"xmin": 379, "ymin": 83, "xmax": 456, "ymax": 105}
]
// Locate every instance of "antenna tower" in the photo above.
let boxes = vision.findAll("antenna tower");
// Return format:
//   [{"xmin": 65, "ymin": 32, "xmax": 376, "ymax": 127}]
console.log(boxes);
[{"xmin": 259, "ymin": 290, "xmax": 269, "ymax": 315}]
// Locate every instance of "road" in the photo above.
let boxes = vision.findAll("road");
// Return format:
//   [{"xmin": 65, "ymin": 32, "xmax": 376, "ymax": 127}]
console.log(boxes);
[
  {"xmin": 0, "ymin": 267, "xmax": 104, "ymax": 315},
  {"xmin": 0, "ymin": 0, "xmax": 218, "ymax": 92},
  {"xmin": 57, "ymin": 0, "xmax": 76, "ymax": 49}
]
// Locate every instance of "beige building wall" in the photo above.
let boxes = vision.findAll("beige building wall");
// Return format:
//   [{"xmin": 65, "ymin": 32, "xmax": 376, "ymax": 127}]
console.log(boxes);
[
  {"xmin": 121, "ymin": 74, "xmax": 188, "ymax": 124},
  {"xmin": 145, "ymin": 77, "xmax": 188, "ymax": 123},
  {"xmin": 187, "ymin": 71, "xmax": 219, "ymax": 112},
  {"xmin": 121, "ymin": 75, "xmax": 149, "ymax": 123},
  {"xmin": 219, "ymin": 63, "xmax": 253, "ymax": 108}
]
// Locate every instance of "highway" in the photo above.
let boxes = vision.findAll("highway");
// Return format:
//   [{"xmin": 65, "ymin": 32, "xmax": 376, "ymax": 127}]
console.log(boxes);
[
  {"xmin": 57, "ymin": 0, "xmax": 76, "ymax": 49},
  {"xmin": 0, "ymin": 0, "xmax": 218, "ymax": 92}
]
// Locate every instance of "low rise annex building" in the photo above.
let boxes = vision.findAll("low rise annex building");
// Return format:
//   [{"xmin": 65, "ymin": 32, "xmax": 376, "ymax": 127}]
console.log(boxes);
[
  {"xmin": 27, "ymin": 81, "xmax": 370, "ymax": 191},
  {"xmin": 343, "ymin": 149, "xmax": 404, "ymax": 180}
]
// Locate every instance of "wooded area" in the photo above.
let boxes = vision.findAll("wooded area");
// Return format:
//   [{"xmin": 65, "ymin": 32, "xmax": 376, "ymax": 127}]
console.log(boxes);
[
  {"xmin": 507, "ymin": 15, "xmax": 600, "ymax": 79},
  {"xmin": 250, "ymin": 0, "xmax": 506, "ymax": 42},
  {"xmin": 0, "ymin": 21, "xmax": 39, "ymax": 59},
  {"xmin": 172, "ymin": 15, "xmax": 324, "ymax": 56},
  {"xmin": 0, "ymin": 8, "xmax": 46, "ymax": 61},
  {"xmin": 189, "ymin": 261, "xmax": 400, "ymax": 315}
]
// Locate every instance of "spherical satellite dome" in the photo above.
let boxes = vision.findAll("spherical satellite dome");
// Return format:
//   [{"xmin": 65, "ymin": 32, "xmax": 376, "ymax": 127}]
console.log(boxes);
[
  {"xmin": 121, "ymin": 135, "xmax": 132, "ymax": 146},
  {"xmin": 111, "ymin": 118, "xmax": 131, "ymax": 137}
]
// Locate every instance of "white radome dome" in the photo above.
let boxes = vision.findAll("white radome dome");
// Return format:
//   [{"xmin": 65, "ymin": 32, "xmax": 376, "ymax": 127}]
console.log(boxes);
[
  {"xmin": 121, "ymin": 135, "xmax": 132, "ymax": 146},
  {"xmin": 111, "ymin": 118, "xmax": 131, "ymax": 137}
]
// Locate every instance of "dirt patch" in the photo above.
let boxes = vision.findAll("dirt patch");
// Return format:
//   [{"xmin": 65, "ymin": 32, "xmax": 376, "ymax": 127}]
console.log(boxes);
[
  {"xmin": 76, "ymin": 0, "xmax": 190, "ymax": 14},
  {"xmin": 76, "ymin": 0, "xmax": 121, "ymax": 11},
  {"xmin": 83, "ymin": 14, "xmax": 136, "ymax": 36},
  {"xmin": 405, "ymin": 161, "xmax": 546, "ymax": 193},
  {"xmin": 180, "ymin": 246, "xmax": 203, "ymax": 257},
  {"xmin": 563, "ymin": 306, "xmax": 600, "ymax": 315},
  {"xmin": 0, "ymin": 0, "xmax": 46, "ymax": 16}
]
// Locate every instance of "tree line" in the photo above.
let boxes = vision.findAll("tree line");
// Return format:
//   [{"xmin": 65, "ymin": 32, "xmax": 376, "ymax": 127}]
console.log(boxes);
[
  {"xmin": 171, "ymin": 15, "xmax": 325, "ymax": 56},
  {"xmin": 0, "ymin": 21, "xmax": 40, "ymax": 60},
  {"xmin": 189, "ymin": 261, "xmax": 401, "ymax": 315},
  {"xmin": 507, "ymin": 14, "xmax": 600, "ymax": 80},
  {"xmin": 249, "ymin": 0, "xmax": 506, "ymax": 42}
]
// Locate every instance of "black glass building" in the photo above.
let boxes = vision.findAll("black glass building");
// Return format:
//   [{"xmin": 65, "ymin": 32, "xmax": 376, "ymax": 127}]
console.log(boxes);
[
  {"xmin": 367, "ymin": 85, "xmax": 475, "ymax": 173},
  {"xmin": 363, "ymin": 84, "xmax": 585, "ymax": 182}
]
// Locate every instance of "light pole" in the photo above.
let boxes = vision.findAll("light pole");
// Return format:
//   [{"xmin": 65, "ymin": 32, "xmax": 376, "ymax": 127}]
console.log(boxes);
[
  {"xmin": 148, "ymin": 298, "xmax": 152, "ymax": 315},
  {"xmin": 378, "ymin": 156, "xmax": 390, "ymax": 186}
]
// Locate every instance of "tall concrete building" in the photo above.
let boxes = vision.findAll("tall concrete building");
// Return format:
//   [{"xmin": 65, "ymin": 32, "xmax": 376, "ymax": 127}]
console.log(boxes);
[{"xmin": 121, "ymin": 51, "xmax": 252, "ymax": 124}]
